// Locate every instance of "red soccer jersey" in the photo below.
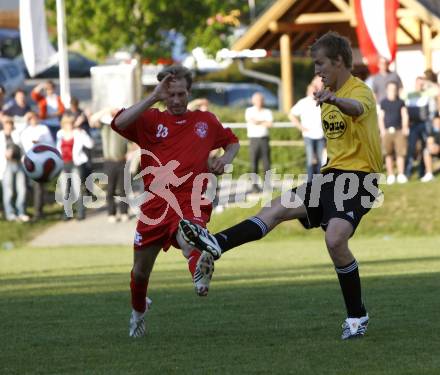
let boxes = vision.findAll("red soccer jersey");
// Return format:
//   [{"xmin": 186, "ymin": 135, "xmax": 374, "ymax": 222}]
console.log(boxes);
[{"xmin": 111, "ymin": 108, "xmax": 238, "ymax": 202}]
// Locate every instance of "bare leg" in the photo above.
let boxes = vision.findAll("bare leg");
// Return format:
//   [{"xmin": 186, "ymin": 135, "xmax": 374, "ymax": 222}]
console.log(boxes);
[{"xmin": 385, "ymin": 155, "xmax": 394, "ymax": 176}]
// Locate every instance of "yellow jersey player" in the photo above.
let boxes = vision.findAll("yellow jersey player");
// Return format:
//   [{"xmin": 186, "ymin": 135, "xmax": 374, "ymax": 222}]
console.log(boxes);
[{"xmin": 179, "ymin": 31, "xmax": 382, "ymax": 340}]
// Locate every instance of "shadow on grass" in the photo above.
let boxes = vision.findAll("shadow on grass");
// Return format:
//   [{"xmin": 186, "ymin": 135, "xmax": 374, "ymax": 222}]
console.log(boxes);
[{"xmin": 1, "ymin": 271, "xmax": 439, "ymax": 375}]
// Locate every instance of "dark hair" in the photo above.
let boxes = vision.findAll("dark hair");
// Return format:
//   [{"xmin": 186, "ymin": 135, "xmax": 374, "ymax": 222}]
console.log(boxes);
[
  {"xmin": 386, "ymin": 81, "xmax": 398, "ymax": 88},
  {"xmin": 157, "ymin": 65, "xmax": 192, "ymax": 90},
  {"xmin": 14, "ymin": 88, "xmax": 26, "ymax": 96},
  {"xmin": 70, "ymin": 96, "xmax": 79, "ymax": 107},
  {"xmin": 0, "ymin": 84, "xmax": 5, "ymax": 94},
  {"xmin": 424, "ymin": 69, "xmax": 437, "ymax": 83},
  {"xmin": 310, "ymin": 31, "xmax": 353, "ymax": 69},
  {"xmin": 46, "ymin": 80, "xmax": 55, "ymax": 88}
]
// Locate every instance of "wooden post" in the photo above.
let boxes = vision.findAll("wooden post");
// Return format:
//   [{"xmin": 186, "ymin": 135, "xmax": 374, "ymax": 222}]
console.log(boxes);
[
  {"xmin": 421, "ymin": 22, "xmax": 432, "ymax": 70},
  {"xmin": 280, "ymin": 33, "xmax": 293, "ymax": 113}
]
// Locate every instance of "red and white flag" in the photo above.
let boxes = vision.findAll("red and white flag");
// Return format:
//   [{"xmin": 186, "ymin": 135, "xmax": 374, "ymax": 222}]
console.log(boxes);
[{"xmin": 354, "ymin": 0, "xmax": 399, "ymax": 73}]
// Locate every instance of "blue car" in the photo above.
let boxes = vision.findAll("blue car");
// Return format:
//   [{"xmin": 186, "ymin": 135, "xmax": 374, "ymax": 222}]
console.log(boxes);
[
  {"xmin": 191, "ymin": 82, "xmax": 279, "ymax": 109},
  {"xmin": 16, "ymin": 51, "xmax": 97, "ymax": 78}
]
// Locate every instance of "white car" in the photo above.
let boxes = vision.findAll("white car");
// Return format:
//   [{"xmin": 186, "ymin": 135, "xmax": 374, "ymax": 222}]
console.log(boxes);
[{"xmin": 0, "ymin": 58, "xmax": 25, "ymax": 97}]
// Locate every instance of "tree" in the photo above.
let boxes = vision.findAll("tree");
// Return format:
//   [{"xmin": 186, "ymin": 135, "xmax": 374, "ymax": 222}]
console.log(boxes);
[{"xmin": 45, "ymin": 0, "xmax": 249, "ymax": 60}]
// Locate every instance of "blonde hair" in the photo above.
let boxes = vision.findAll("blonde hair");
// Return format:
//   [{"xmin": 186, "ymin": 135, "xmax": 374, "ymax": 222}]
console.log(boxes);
[
  {"xmin": 61, "ymin": 115, "xmax": 75, "ymax": 127},
  {"xmin": 1, "ymin": 115, "xmax": 14, "ymax": 125}
]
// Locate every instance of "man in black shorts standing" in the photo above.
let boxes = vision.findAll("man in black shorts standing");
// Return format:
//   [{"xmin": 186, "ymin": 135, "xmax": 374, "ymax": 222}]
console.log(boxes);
[{"xmin": 178, "ymin": 31, "xmax": 383, "ymax": 340}]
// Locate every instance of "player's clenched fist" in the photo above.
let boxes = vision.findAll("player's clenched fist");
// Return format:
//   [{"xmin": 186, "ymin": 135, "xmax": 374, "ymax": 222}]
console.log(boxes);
[{"xmin": 313, "ymin": 88, "xmax": 338, "ymax": 107}]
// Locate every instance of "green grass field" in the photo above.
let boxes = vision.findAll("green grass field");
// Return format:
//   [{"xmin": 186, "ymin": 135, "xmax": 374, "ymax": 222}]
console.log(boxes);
[{"xmin": 1, "ymin": 236, "xmax": 439, "ymax": 374}]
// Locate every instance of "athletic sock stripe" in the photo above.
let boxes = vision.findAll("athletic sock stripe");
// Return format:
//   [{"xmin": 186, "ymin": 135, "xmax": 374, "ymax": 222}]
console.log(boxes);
[
  {"xmin": 249, "ymin": 216, "xmax": 268, "ymax": 236},
  {"xmin": 335, "ymin": 260, "xmax": 358, "ymax": 274}
]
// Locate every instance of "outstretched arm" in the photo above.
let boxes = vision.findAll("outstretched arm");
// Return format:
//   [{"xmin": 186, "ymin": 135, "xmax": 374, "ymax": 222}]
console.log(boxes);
[
  {"xmin": 113, "ymin": 74, "xmax": 173, "ymax": 131},
  {"xmin": 314, "ymin": 89, "xmax": 363, "ymax": 117}
]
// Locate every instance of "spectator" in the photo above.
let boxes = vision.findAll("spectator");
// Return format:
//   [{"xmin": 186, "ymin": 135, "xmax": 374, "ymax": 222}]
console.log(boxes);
[
  {"xmin": 421, "ymin": 117, "xmax": 440, "ymax": 182},
  {"xmin": 31, "ymin": 81, "xmax": 65, "ymax": 141},
  {"xmin": 20, "ymin": 112, "xmax": 53, "ymax": 221},
  {"xmin": 0, "ymin": 84, "xmax": 6, "ymax": 116},
  {"xmin": 405, "ymin": 77, "xmax": 432, "ymax": 179},
  {"xmin": 65, "ymin": 96, "xmax": 91, "ymax": 133},
  {"xmin": 0, "ymin": 116, "xmax": 29, "ymax": 221},
  {"xmin": 56, "ymin": 115, "xmax": 94, "ymax": 220},
  {"xmin": 423, "ymin": 69, "xmax": 440, "ymax": 134},
  {"xmin": 371, "ymin": 57, "xmax": 403, "ymax": 104},
  {"xmin": 378, "ymin": 81, "xmax": 410, "ymax": 184},
  {"xmin": 245, "ymin": 92, "xmax": 273, "ymax": 192},
  {"xmin": 91, "ymin": 108, "xmax": 129, "ymax": 223},
  {"xmin": 3, "ymin": 89, "xmax": 31, "ymax": 117},
  {"xmin": 289, "ymin": 77, "xmax": 326, "ymax": 181},
  {"xmin": 65, "ymin": 97, "xmax": 93, "ymax": 177},
  {"xmin": 188, "ymin": 97, "xmax": 210, "ymax": 112}
]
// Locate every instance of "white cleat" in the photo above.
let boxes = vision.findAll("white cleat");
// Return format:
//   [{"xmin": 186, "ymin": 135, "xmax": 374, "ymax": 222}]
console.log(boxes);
[
  {"xmin": 341, "ymin": 314, "xmax": 369, "ymax": 340},
  {"xmin": 193, "ymin": 251, "xmax": 214, "ymax": 297},
  {"xmin": 129, "ymin": 297, "xmax": 152, "ymax": 338},
  {"xmin": 179, "ymin": 219, "xmax": 222, "ymax": 260}
]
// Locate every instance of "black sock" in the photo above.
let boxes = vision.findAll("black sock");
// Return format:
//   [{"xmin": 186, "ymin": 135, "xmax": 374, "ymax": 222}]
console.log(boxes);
[
  {"xmin": 214, "ymin": 216, "xmax": 268, "ymax": 252},
  {"xmin": 335, "ymin": 259, "xmax": 367, "ymax": 318}
]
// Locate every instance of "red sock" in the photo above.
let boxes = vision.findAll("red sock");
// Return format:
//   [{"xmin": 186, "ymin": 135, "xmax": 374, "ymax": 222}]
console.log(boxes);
[
  {"xmin": 187, "ymin": 249, "xmax": 202, "ymax": 278},
  {"xmin": 130, "ymin": 271, "xmax": 149, "ymax": 313}
]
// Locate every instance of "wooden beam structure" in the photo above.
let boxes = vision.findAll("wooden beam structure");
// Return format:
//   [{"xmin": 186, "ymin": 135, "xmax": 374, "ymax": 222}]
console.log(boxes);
[
  {"xmin": 231, "ymin": 0, "xmax": 440, "ymax": 113},
  {"xmin": 232, "ymin": 0, "xmax": 298, "ymax": 51},
  {"xmin": 280, "ymin": 34, "xmax": 293, "ymax": 112},
  {"xmin": 421, "ymin": 22, "xmax": 432, "ymax": 70},
  {"xmin": 295, "ymin": 12, "xmax": 351, "ymax": 24}
]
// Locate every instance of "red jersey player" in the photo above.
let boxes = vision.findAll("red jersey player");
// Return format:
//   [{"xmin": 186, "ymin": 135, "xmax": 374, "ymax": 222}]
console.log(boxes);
[{"xmin": 111, "ymin": 65, "xmax": 239, "ymax": 337}]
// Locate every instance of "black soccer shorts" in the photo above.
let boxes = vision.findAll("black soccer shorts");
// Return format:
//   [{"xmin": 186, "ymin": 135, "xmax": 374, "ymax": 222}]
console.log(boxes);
[{"xmin": 291, "ymin": 169, "xmax": 381, "ymax": 234}]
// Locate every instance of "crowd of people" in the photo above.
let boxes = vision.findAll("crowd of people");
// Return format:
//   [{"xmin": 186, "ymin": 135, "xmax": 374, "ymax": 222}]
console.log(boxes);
[
  {"xmin": 287, "ymin": 57, "xmax": 440, "ymax": 185},
  {"xmin": 0, "ymin": 81, "xmax": 131, "ymax": 223},
  {"xmin": 1, "ymin": 57, "xmax": 440, "ymax": 223}
]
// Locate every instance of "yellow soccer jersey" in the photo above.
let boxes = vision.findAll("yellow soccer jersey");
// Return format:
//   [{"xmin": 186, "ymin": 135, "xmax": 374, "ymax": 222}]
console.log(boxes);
[{"xmin": 321, "ymin": 75, "xmax": 382, "ymax": 173}]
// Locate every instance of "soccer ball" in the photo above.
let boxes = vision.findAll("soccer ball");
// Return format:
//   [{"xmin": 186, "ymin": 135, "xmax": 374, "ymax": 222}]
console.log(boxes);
[{"xmin": 22, "ymin": 144, "xmax": 64, "ymax": 183}]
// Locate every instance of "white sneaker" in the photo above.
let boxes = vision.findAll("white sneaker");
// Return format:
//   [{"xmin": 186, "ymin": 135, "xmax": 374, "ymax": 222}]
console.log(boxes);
[
  {"xmin": 421, "ymin": 173, "xmax": 434, "ymax": 182},
  {"xmin": 108, "ymin": 215, "xmax": 118, "ymax": 223},
  {"xmin": 120, "ymin": 214, "xmax": 130, "ymax": 222},
  {"xmin": 193, "ymin": 251, "xmax": 214, "ymax": 296},
  {"xmin": 341, "ymin": 314, "xmax": 369, "ymax": 340},
  {"xmin": 397, "ymin": 174, "xmax": 408, "ymax": 184},
  {"xmin": 386, "ymin": 175, "xmax": 396, "ymax": 185},
  {"xmin": 179, "ymin": 219, "xmax": 222, "ymax": 260},
  {"xmin": 18, "ymin": 214, "xmax": 30, "ymax": 222},
  {"xmin": 129, "ymin": 297, "xmax": 152, "ymax": 338}
]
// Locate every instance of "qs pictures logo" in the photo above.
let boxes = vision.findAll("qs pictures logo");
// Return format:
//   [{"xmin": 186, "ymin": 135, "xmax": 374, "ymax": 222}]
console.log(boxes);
[{"xmin": 322, "ymin": 110, "xmax": 347, "ymax": 139}]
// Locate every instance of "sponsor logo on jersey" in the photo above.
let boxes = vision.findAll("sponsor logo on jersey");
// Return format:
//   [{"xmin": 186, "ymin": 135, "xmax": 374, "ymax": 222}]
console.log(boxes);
[
  {"xmin": 195, "ymin": 122, "xmax": 208, "ymax": 138},
  {"xmin": 176, "ymin": 119, "xmax": 186, "ymax": 124},
  {"xmin": 322, "ymin": 110, "xmax": 347, "ymax": 139}
]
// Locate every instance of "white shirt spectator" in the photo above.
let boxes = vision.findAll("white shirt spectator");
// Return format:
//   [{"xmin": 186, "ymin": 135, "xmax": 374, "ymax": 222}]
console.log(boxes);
[
  {"xmin": 20, "ymin": 124, "xmax": 53, "ymax": 152},
  {"xmin": 290, "ymin": 96, "xmax": 324, "ymax": 140},
  {"xmin": 245, "ymin": 106, "xmax": 273, "ymax": 138},
  {"xmin": 56, "ymin": 128, "xmax": 94, "ymax": 166},
  {"xmin": 0, "ymin": 129, "xmax": 21, "ymax": 179}
]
